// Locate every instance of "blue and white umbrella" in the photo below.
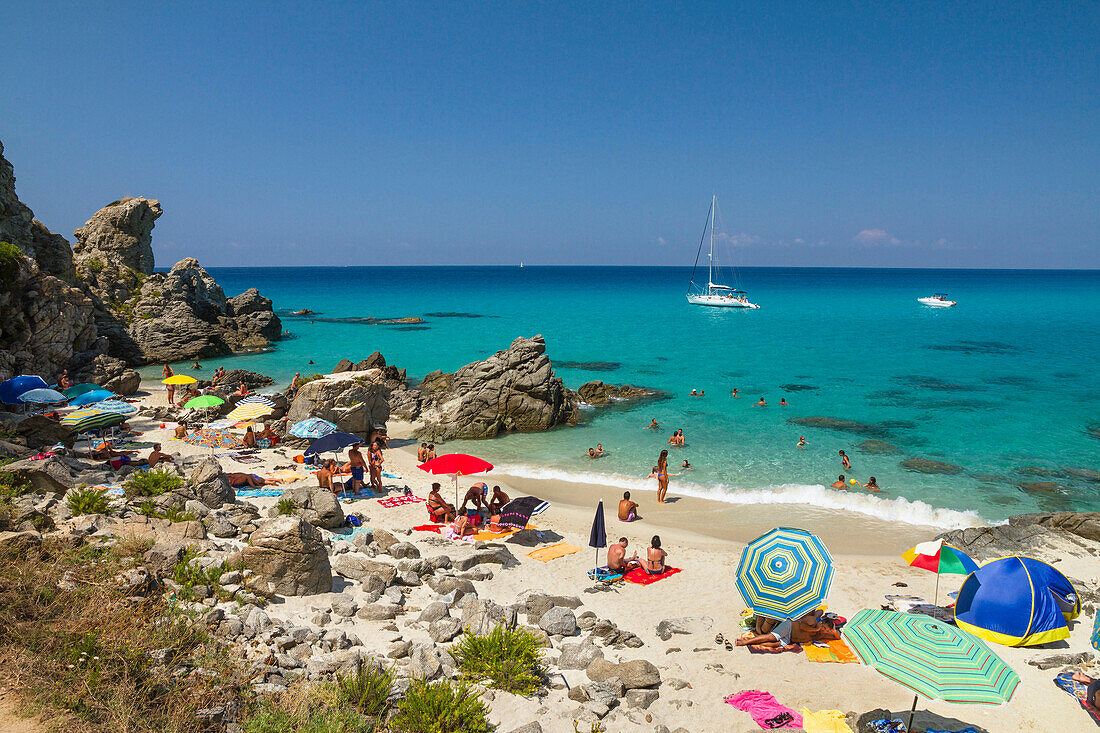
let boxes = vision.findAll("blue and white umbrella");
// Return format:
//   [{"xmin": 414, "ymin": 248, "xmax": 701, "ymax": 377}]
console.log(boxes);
[
  {"xmin": 289, "ymin": 417, "xmax": 338, "ymax": 439},
  {"xmin": 0, "ymin": 375, "xmax": 48, "ymax": 405},
  {"xmin": 18, "ymin": 388, "xmax": 68, "ymax": 404},
  {"xmin": 69, "ymin": 389, "xmax": 117, "ymax": 407},
  {"xmin": 95, "ymin": 400, "xmax": 138, "ymax": 415},
  {"xmin": 736, "ymin": 527, "xmax": 834, "ymax": 620}
]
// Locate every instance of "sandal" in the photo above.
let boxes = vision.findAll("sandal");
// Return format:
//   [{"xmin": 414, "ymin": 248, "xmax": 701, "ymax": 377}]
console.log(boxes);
[
  {"xmin": 724, "ymin": 641, "xmax": 733, "ymax": 650},
  {"xmin": 764, "ymin": 712, "xmax": 793, "ymax": 728},
  {"xmin": 715, "ymin": 633, "xmax": 725, "ymax": 644}
]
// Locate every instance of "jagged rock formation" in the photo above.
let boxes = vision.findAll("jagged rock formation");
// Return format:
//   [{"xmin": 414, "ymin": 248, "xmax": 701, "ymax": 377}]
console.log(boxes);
[
  {"xmin": 73, "ymin": 197, "xmax": 161, "ymax": 302},
  {"xmin": 0, "ymin": 141, "xmax": 75, "ymax": 281},
  {"xmin": 286, "ymin": 371, "xmax": 390, "ymax": 436},
  {"xmin": 69, "ymin": 354, "xmax": 141, "ymax": 395},
  {"xmin": 413, "ymin": 335, "xmax": 577, "ymax": 440},
  {"xmin": 574, "ymin": 380, "xmax": 666, "ymax": 406}
]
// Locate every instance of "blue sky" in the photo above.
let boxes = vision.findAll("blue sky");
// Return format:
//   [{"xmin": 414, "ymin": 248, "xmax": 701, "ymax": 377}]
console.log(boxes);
[{"xmin": 4, "ymin": 1, "xmax": 1098, "ymax": 268}]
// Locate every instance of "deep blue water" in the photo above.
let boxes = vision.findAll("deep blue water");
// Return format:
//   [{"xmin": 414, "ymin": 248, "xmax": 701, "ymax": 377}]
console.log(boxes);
[{"xmin": 143, "ymin": 266, "xmax": 1100, "ymax": 528}]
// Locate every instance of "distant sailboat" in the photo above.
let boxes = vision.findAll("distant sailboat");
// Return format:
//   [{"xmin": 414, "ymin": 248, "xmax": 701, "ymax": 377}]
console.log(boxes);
[
  {"xmin": 686, "ymin": 196, "xmax": 759, "ymax": 309},
  {"xmin": 519, "ymin": 261, "xmax": 524, "ymax": 268}
]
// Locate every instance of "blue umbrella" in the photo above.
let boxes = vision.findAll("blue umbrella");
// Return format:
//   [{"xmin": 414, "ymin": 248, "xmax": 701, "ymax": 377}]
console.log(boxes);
[
  {"xmin": 95, "ymin": 400, "xmax": 138, "ymax": 415},
  {"xmin": 0, "ymin": 375, "xmax": 48, "ymax": 405},
  {"xmin": 736, "ymin": 527, "xmax": 834, "ymax": 620},
  {"xmin": 304, "ymin": 431, "xmax": 362, "ymax": 456},
  {"xmin": 589, "ymin": 500, "xmax": 607, "ymax": 578},
  {"xmin": 290, "ymin": 417, "xmax": 338, "ymax": 439},
  {"xmin": 18, "ymin": 388, "xmax": 68, "ymax": 404},
  {"xmin": 69, "ymin": 389, "xmax": 117, "ymax": 407}
]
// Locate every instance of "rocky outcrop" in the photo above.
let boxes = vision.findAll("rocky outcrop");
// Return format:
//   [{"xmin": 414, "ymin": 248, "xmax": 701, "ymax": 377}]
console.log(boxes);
[
  {"xmin": 574, "ymin": 381, "xmax": 666, "ymax": 406},
  {"xmin": 124, "ymin": 257, "xmax": 282, "ymax": 362},
  {"xmin": 939, "ymin": 512, "xmax": 1100, "ymax": 562},
  {"xmin": 280, "ymin": 486, "xmax": 345, "ymax": 529},
  {"xmin": 72, "ymin": 197, "xmax": 161, "ymax": 301},
  {"xmin": 238, "ymin": 516, "xmax": 333, "ymax": 596},
  {"xmin": 70, "ymin": 354, "xmax": 141, "ymax": 395},
  {"xmin": 286, "ymin": 371, "xmax": 390, "ymax": 436},
  {"xmin": 210, "ymin": 369, "xmax": 274, "ymax": 391},
  {"xmin": 0, "ymin": 141, "xmax": 75, "ymax": 281},
  {"xmin": 415, "ymin": 335, "xmax": 577, "ymax": 440}
]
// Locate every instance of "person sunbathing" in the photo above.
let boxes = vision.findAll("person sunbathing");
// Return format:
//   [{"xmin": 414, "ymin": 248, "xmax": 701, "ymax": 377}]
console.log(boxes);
[
  {"xmin": 174, "ymin": 423, "xmax": 189, "ymax": 439},
  {"xmin": 449, "ymin": 512, "xmax": 477, "ymax": 538},
  {"xmin": 607, "ymin": 537, "xmax": 641, "ymax": 573},
  {"xmin": 427, "ymin": 483, "xmax": 456, "ymax": 523},
  {"xmin": 1071, "ymin": 671, "xmax": 1100, "ymax": 712},
  {"xmin": 227, "ymin": 472, "xmax": 267, "ymax": 488},
  {"xmin": 91, "ymin": 441, "xmax": 130, "ymax": 461},
  {"xmin": 645, "ymin": 535, "xmax": 667, "ymax": 575},
  {"xmin": 242, "ymin": 426, "xmax": 257, "ymax": 449},
  {"xmin": 736, "ymin": 610, "xmax": 838, "ymax": 650}
]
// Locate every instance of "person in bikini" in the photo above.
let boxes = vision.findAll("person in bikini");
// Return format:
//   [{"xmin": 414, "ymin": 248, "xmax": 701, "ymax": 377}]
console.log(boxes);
[
  {"xmin": 618, "ymin": 491, "xmax": 639, "ymax": 522},
  {"xmin": 856, "ymin": 476, "xmax": 881, "ymax": 492},
  {"xmin": 646, "ymin": 418, "xmax": 659, "ymax": 430},
  {"xmin": 258, "ymin": 423, "xmax": 280, "ymax": 445},
  {"xmin": 227, "ymin": 472, "xmax": 268, "ymax": 488},
  {"xmin": 242, "ymin": 426, "xmax": 257, "ymax": 449},
  {"xmin": 839, "ymin": 449, "xmax": 851, "ymax": 469},
  {"xmin": 645, "ymin": 535, "xmax": 667, "ymax": 575},
  {"xmin": 607, "ymin": 537, "xmax": 641, "ymax": 574},
  {"xmin": 427, "ymin": 483, "xmax": 456, "ymax": 523},
  {"xmin": 425, "ymin": 443, "xmax": 437, "ymax": 460},
  {"xmin": 368, "ymin": 440, "xmax": 384, "ymax": 492}
]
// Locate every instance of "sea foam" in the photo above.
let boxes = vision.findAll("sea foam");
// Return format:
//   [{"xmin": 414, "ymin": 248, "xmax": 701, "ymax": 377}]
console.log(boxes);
[{"xmin": 495, "ymin": 463, "xmax": 992, "ymax": 531}]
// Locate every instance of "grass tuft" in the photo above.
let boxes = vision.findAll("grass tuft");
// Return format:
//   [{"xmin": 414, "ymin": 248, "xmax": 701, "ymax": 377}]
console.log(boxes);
[
  {"xmin": 124, "ymin": 469, "xmax": 182, "ymax": 498},
  {"xmin": 452, "ymin": 625, "xmax": 544, "ymax": 695},
  {"xmin": 276, "ymin": 497, "xmax": 298, "ymax": 516},
  {"xmin": 66, "ymin": 486, "xmax": 111, "ymax": 516},
  {"xmin": 390, "ymin": 678, "xmax": 495, "ymax": 733},
  {"xmin": 336, "ymin": 659, "xmax": 394, "ymax": 718}
]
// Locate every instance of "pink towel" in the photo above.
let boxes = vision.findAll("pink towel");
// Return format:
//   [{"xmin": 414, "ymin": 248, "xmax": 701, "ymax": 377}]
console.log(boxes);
[{"xmin": 725, "ymin": 690, "xmax": 803, "ymax": 729}]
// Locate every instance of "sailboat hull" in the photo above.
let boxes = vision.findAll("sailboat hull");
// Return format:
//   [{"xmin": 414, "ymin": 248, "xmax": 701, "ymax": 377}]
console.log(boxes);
[{"xmin": 686, "ymin": 293, "xmax": 760, "ymax": 309}]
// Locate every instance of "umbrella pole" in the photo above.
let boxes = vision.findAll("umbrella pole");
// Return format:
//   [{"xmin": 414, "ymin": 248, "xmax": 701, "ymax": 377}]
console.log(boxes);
[
  {"xmin": 906, "ymin": 694, "xmax": 917, "ymax": 732},
  {"xmin": 933, "ymin": 571, "xmax": 941, "ymax": 609}
]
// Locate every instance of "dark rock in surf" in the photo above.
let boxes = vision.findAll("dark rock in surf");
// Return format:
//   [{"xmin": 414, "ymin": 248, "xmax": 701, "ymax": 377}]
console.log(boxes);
[
  {"xmin": 557, "ymin": 361, "xmax": 622, "ymax": 372},
  {"xmin": 787, "ymin": 416, "xmax": 889, "ymax": 438},
  {"xmin": 779, "ymin": 384, "xmax": 818, "ymax": 392},
  {"xmin": 575, "ymin": 381, "xmax": 666, "ymax": 406},
  {"xmin": 856, "ymin": 440, "xmax": 902, "ymax": 455},
  {"xmin": 899, "ymin": 457, "xmax": 963, "ymax": 475},
  {"xmin": 1016, "ymin": 481, "xmax": 1068, "ymax": 496}
]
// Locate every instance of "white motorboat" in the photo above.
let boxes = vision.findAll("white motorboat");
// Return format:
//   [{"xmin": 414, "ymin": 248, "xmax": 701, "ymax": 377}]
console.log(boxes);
[
  {"xmin": 686, "ymin": 196, "xmax": 759, "ymax": 309},
  {"xmin": 918, "ymin": 293, "xmax": 957, "ymax": 308}
]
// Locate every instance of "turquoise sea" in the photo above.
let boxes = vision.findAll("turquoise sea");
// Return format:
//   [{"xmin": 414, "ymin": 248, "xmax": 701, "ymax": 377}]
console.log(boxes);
[{"xmin": 143, "ymin": 266, "xmax": 1100, "ymax": 529}]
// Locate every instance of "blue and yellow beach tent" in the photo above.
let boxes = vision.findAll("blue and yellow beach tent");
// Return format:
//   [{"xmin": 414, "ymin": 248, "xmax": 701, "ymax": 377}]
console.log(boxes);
[{"xmin": 954, "ymin": 556, "xmax": 1079, "ymax": 647}]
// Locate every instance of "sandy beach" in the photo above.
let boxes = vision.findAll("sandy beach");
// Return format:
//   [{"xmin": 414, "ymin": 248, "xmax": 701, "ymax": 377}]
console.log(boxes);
[{"xmin": 109, "ymin": 382, "xmax": 1098, "ymax": 733}]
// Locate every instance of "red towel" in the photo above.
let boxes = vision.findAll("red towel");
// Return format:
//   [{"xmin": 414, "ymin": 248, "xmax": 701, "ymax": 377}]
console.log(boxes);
[
  {"xmin": 413, "ymin": 524, "xmax": 444, "ymax": 533},
  {"xmin": 623, "ymin": 566, "xmax": 681, "ymax": 585},
  {"xmin": 377, "ymin": 495, "xmax": 425, "ymax": 508}
]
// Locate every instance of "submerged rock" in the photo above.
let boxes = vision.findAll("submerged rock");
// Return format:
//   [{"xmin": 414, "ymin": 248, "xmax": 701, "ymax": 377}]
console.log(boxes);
[
  {"xmin": 575, "ymin": 381, "xmax": 666, "ymax": 406},
  {"xmin": 779, "ymin": 383, "xmax": 818, "ymax": 392},
  {"xmin": 787, "ymin": 416, "xmax": 889, "ymax": 438},
  {"xmin": 899, "ymin": 457, "xmax": 963, "ymax": 475},
  {"xmin": 856, "ymin": 440, "xmax": 902, "ymax": 455},
  {"xmin": 557, "ymin": 361, "xmax": 621, "ymax": 371}
]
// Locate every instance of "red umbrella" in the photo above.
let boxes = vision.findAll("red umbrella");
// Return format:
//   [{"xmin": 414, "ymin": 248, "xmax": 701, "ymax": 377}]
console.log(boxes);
[{"xmin": 418, "ymin": 453, "xmax": 494, "ymax": 508}]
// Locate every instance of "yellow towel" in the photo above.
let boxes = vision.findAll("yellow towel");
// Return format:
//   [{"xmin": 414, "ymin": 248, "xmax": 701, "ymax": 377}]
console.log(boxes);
[
  {"xmin": 799, "ymin": 709, "xmax": 853, "ymax": 733},
  {"xmin": 526, "ymin": 543, "xmax": 582, "ymax": 562},
  {"xmin": 472, "ymin": 528, "xmax": 518, "ymax": 541},
  {"xmin": 802, "ymin": 638, "xmax": 860, "ymax": 664},
  {"xmin": 265, "ymin": 469, "xmax": 308, "ymax": 483}
]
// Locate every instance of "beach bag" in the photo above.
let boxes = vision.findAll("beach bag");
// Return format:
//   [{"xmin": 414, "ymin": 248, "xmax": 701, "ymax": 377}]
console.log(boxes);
[{"xmin": 345, "ymin": 515, "xmax": 362, "ymax": 528}]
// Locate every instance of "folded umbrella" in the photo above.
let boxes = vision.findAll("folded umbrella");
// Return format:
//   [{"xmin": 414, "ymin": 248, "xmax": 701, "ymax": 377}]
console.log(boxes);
[
  {"xmin": 18, "ymin": 388, "xmax": 68, "ymax": 404},
  {"xmin": 589, "ymin": 500, "xmax": 607, "ymax": 579},
  {"xmin": 497, "ymin": 495, "xmax": 550, "ymax": 531},
  {"xmin": 0, "ymin": 375, "xmax": 49, "ymax": 405}
]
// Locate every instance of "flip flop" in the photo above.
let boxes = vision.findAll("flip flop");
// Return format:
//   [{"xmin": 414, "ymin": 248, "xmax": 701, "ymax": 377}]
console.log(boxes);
[
  {"xmin": 715, "ymin": 633, "xmax": 725, "ymax": 644},
  {"xmin": 724, "ymin": 641, "xmax": 733, "ymax": 651}
]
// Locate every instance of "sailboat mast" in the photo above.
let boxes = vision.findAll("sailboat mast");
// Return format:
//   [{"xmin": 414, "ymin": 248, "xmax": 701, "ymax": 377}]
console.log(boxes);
[{"xmin": 708, "ymin": 195, "xmax": 715, "ymax": 288}]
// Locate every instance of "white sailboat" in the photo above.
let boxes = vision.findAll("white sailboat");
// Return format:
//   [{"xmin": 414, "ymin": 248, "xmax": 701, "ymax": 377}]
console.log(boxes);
[{"xmin": 686, "ymin": 196, "xmax": 759, "ymax": 309}]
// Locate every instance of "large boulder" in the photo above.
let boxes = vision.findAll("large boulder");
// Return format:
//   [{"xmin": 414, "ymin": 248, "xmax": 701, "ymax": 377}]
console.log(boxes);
[
  {"xmin": 0, "ymin": 140, "xmax": 75, "ymax": 281},
  {"xmin": 0, "ymin": 455, "xmax": 77, "ymax": 493},
  {"xmin": 186, "ymin": 459, "xmax": 235, "ymax": 509},
  {"xmin": 586, "ymin": 658, "xmax": 660, "ymax": 689},
  {"xmin": 286, "ymin": 371, "xmax": 390, "ymax": 435},
  {"xmin": 6, "ymin": 416, "xmax": 76, "ymax": 450},
  {"xmin": 212, "ymin": 369, "xmax": 274, "ymax": 392},
  {"xmin": 238, "ymin": 516, "xmax": 332, "ymax": 596},
  {"xmin": 416, "ymin": 335, "xmax": 577, "ymax": 440},
  {"xmin": 70, "ymin": 354, "xmax": 141, "ymax": 395},
  {"xmin": 575, "ymin": 381, "xmax": 666, "ymax": 406},
  {"xmin": 280, "ymin": 485, "xmax": 344, "ymax": 529}
]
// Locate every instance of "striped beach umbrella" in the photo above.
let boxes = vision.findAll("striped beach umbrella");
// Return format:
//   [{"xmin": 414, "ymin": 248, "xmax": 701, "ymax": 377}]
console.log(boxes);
[
  {"xmin": 61, "ymin": 407, "xmax": 127, "ymax": 432},
  {"xmin": 95, "ymin": 400, "xmax": 138, "ymax": 415},
  {"xmin": 901, "ymin": 538, "xmax": 979, "ymax": 606},
  {"xmin": 226, "ymin": 395, "xmax": 276, "ymax": 422},
  {"xmin": 735, "ymin": 527, "xmax": 834, "ymax": 620},
  {"xmin": 289, "ymin": 417, "xmax": 338, "ymax": 439},
  {"xmin": 843, "ymin": 609, "xmax": 1019, "ymax": 727}
]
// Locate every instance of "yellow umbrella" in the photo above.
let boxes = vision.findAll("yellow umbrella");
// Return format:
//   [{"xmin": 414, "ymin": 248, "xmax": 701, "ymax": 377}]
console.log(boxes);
[
  {"xmin": 226, "ymin": 402, "xmax": 274, "ymax": 422},
  {"xmin": 162, "ymin": 375, "xmax": 198, "ymax": 385}
]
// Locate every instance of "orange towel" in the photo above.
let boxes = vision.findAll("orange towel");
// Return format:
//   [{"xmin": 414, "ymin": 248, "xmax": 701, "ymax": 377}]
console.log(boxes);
[
  {"xmin": 802, "ymin": 638, "xmax": 859, "ymax": 664},
  {"xmin": 472, "ymin": 528, "xmax": 518, "ymax": 541},
  {"xmin": 526, "ymin": 543, "xmax": 581, "ymax": 562}
]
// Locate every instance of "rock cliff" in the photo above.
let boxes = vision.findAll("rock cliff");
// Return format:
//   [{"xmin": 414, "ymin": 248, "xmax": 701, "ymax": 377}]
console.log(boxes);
[
  {"xmin": 73, "ymin": 196, "xmax": 161, "ymax": 302},
  {"xmin": 0, "ymin": 140, "xmax": 75, "ymax": 281}
]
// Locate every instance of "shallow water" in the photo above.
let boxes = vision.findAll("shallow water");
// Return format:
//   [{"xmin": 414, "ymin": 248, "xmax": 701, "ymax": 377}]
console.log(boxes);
[{"xmin": 142, "ymin": 266, "xmax": 1100, "ymax": 527}]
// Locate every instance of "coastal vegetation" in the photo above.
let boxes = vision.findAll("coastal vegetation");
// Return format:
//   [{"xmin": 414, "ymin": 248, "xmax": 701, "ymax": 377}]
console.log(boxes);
[
  {"xmin": 65, "ymin": 486, "xmax": 111, "ymax": 516},
  {"xmin": 0, "ymin": 240, "xmax": 21, "ymax": 286},
  {"xmin": 124, "ymin": 468, "xmax": 182, "ymax": 498},
  {"xmin": 453, "ymin": 625, "xmax": 545, "ymax": 695}
]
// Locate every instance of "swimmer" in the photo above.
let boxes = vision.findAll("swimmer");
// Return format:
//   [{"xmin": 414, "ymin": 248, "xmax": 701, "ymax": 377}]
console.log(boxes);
[
  {"xmin": 681, "ymin": 459, "xmax": 692, "ymax": 470},
  {"xmin": 689, "ymin": 389, "xmax": 698, "ymax": 396},
  {"xmin": 586, "ymin": 448, "xmax": 597, "ymax": 458},
  {"xmin": 830, "ymin": 475, "xmax": 847, "ymax": 490},
  {"xmin": 594, "ymin": 443, "xmax": 607, "ymax": 457},
  {"xmin": 646, "ymin": 418, "xmax": 659, "ymax": 430},
  {"xmin": 699, "ymin": 390, "xmax": 704, "ymax": 397},
  {"xmin": 797, "ymin": 436, "xmax": 806, "ymax": 448},
  {"xmin": 779, "ymin": 397, "xmax": 788, "ymax": 406},
  {"xmin": 731, "ymin": 388, "xmax": 739, "ymax": 398},
  {"xmin": 856, "ymin": 476, "xmax": 881, "ymax": 493},
  {"xmin": 839, "ymin": 450, "xmax": 851, "ymax": 470},
  {"xmin": 645, "ymin": 465, "xmax": 660, "ymax": 478},
  {"xmin": 756, "ymin": 397, "xmax": 766, "ymax": 407}
]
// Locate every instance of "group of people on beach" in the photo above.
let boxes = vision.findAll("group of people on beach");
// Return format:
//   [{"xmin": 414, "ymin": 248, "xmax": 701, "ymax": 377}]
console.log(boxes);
[
  {"xmin": 425, "ymin": 481, "xmax": 512, "ymax": 538},
  {"xmin": 415, "ymin": 443, "xmax": 437, "ymax": 462},
  {"xmin": 316, "ymin": 437, "xmax": 388, "ymax": 496},
  {"xmin": 606, "ymin": 534, "xmax": 668, "ymax": 576}
]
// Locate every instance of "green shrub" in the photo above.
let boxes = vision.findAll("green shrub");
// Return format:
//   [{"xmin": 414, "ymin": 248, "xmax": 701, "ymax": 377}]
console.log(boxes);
[
  {"xmin": 137, "ymin": 499, "xmax": 157, "ymax": 517},
  {"xmin": 162, "ymin": 506, "xmax": 196, "ymax": 523},
  {"xmin": 172, "ymin": 546, "xmax": 230, "ymax": 592},
  {"xmin": 86, "ymin": 257, "xmax": 105, "ymax": 273},
  {"xmin": 453, "ymin": 625, "xmax": 544, "ymax": 695},
  {"xmin": 0, "ymin": 468, "xmax": 31, "ymax": 501},
  {"xmin": 66, "ymin": 487, "xmax": 110, "ymax": 516},
  {"xmin": 0, "ymin": 241, "xmax": 23, "ymax": 287},
  {"xmin": 390, "ymin": 678, "xmax": 494, "ymax": 733},
  {"xmin": 124, "ymin": 469, "xmax": 181, "ymax": 498},
  {"xmin": 277, "ymin": 497, "xmax": 298, "ymax": 516},
  {"xmin": 336, "ymin": 660, "xmax": 394, "ymax": 718}
]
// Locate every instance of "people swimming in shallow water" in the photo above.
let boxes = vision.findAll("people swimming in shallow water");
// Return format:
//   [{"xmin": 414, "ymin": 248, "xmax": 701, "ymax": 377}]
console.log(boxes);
[
  {"xmin": 646, "ymin": 418, "xmax": 659, "ymax": 430},
  {"xmin": 839, "ymin": 450, "xmax": 851, "ymax": 469},
  {"xmin": 831, "ymin": 475, "xmax": 847, "ymax": 490},
  {"xmin": 756, "ymin": 397, "xmax": 766, "ymax": 406},
  {"xmin": 779, "ymin": 397, "xmax": 788, "ymax": 406},
  {"xmin": 681, "ymin": 459, "xmax": 692, "ymax": 470},
  {"xmin": 856, "ymin": 476, "xmax": 881, "ymax": 493},
  {"xmin": 797, "ymin": 436, "xmax": 806, "ymax": 448}
]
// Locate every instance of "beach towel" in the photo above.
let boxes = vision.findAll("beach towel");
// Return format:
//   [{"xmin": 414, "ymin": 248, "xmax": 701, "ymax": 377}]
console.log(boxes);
[
  {"xmin": 588, "ymin": 566, "xmax": 624, "ymax": 583},
  {"xmin": 803, "ymin": 639, "xmax": 859, "ymax": 664},
  {"xmin": 382, "ymin": 471, "xmax": 401, "ymax": 479},
  {"xmin": 378, "ymin": 495, "xmax": 424, "ymax": 508},
  {"xmin": 333, "ymin": 525, "xmax": 373, "ymax": 540},
  {"xmin": 413, "ymin": 523, "xmax": 445, "ymax": 534},
  {"xmin": 747, "ymin": 643, "xmax": 803, "ymax": 654},
  {"xmin": 623, "ymin": 566, "xmax": 681, "ymax": 585},
  {"xmin": 799, "ymin": 709, "xmax": 854, "ymax": 733},
  {"xmin": 725, "ymin": 690, "xmax": 803, "ymax": 729},
  {"xmin": 526, "ymin": 543, "xmax": 582, "ymax": 562},
  {"xmin": 235, "ymin": 487, "xmax": 284, "ymax": 498},
  {"xmin": 265, "ymin": 469, "xmax": 307, "ymax": 483},
  {"xmin": 868, "ymin": 720, "xmax": 906, "ymax": 733},
  {"xmin": 472, "ymin": 528, "xmax": 518, "ymax": 541},
  {"xmin": 1054, "ymin": 672, "xmax": 1100, "ymax": 726},
  {"xmin": 1092, "ymin": 614, "xmax": 1100, "ymax": 652},
  {"xmin": 233, "ymin": 455, "xmax": 263, "ymax": 465}
]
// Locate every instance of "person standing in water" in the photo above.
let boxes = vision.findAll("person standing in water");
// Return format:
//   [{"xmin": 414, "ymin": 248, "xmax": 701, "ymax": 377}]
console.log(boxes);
[
  {"xmin": 839, "ymin": 450, "xmax": 851, "ymax": 470},
  {"xmin": 655, "ymin": 449, "xmax": 680, "ymax": 504},
  {"xmin": 646, "ymin": 418, "xmax": 659, "ymax": 430}
]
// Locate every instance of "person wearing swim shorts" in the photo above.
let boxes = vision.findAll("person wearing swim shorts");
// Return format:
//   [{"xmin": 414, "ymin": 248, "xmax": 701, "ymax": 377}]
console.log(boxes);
[
  {"xmin": 645, "ymin": 535, "xmax": 667, "ymax": 575},
  {"xmin": 347, "ymin": 442, "xmax": 367, "ymax": 494},
  {"xmin": 608, "ymin": 537, "xmax": 640, "ymax": 573},
  {"xmin": 618, "ymin": 491, "xmax": 639, "ymax": 522},
  {"xmin": 1071, "ymin": 671, "xmax": 1100, "ymax": 712}
]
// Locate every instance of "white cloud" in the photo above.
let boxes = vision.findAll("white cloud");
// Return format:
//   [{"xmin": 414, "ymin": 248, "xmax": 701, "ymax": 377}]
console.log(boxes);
[
  {"xmin": 657, "ymin": 236, "xmax": 667, "ymax": 246},
  {"xmin": 793, "ymin": 237, "xmax": 804, "ymax": 244},
  {"xmin": 854, "ymin": 229, "xmax": 901, "ymax": 246},
  {"xmin": 716, "ymin": 232, "xmax": 761, "ymax": 247}
]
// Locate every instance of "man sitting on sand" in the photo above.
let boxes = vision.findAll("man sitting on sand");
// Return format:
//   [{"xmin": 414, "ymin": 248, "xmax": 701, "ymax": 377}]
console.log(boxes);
[
  {"xmin": 316, "ymin": 459, "xmax": 337, "ymax": 495},
  {"xmin": 831, "ymin": 475, "xmax": 847, "ymax": 490},
  {"xmin": 427, "ymin": 483, "xmax": 456, "ymax": 523},
  {"xmin": 258, "ymin": 423, "xmax": 280, "ymax": 446},
  {"xmin": 618, "ymin": 491, "xmax": 639, "ymax": 522},
  {"xmin": 488, "ymin": 485, "xmax": 509, "ymax": 514},
  {"xmin": 607, "ymin": 537, "xmax": 641, "ymax": 574},
  {"xmin": 147, "ymin": 443, "xmax": 174, "ymax": 468},
  {"xmin": 425, "ymin": 444, "xmax": 437, "ymax": 460}
]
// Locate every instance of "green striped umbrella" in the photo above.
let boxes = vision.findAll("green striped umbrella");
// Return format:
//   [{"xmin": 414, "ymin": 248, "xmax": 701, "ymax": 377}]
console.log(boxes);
[
  {"xmin": 843, "ymin": 609, "xmax": 1018, "ymax": 726},
  {"xmin": 61, "ymin": 407, "xmax": 128, "ymax": 433}
]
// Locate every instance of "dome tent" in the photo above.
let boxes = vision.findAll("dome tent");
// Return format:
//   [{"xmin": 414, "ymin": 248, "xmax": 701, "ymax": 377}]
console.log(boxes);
[{"xmin": 954, "ymin": 556, "xmax": 1079, "ymax": 647}]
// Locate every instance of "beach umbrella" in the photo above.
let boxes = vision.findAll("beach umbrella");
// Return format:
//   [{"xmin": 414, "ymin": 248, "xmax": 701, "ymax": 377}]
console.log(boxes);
[
  {"xmin": 69, "ymin": 389, "xmax": 117, "ymax": 407},
  {"xmin": 183, "ymin": 395, "xmax": 225, "ymax": 409},
  {"xmin": 589, "ymin": 500, "xmax": 607, "ymax": 578},
  {"xmin": 901, "ymin": 539, "xmax": 979, "ymax": 607},
  {"xmin": 60, "ymin": 407, "xmax": 127, "ymax": 433},
  {"xmin": 843, "ymin": 609, "xmax": 1020, "ymax": 730},
  {"xmin": 63, "ymin": 383, "xmax": 103, "ymax": 398},
  {"xmin": 18, "ymin": 388, "xmax": 68, "ymax": 404},
  {"xmin": 95, "ymin": 400, "xmax": 138, "ymax": 415},
  {"xmin": 162, "ymin": 375, "xmax": 198, "ymax": 385},
  {"xmin": 497, "ymin": 495, "xmax": 550, "ymax": 531},
  {"xmin": 289, "ymin": 417, "xmax": 338, "ymax": 439},
  {"xmin": 304, "ymin": 431, "xmax": 362, "ymax": 456},
  {"xmin": 0, "ymin": 375, "xmax": 48, "ymax": 405},
  {"xmin": 418, "ymin": 453, "xmax": 495, "ymax": 507},
  {"xmin": 226, "ymin": 395, "xmax": 276, "ymax": 422},
  {"xmin": 735, "ymin": 527, "xmax": 834, "ymax": 621}
]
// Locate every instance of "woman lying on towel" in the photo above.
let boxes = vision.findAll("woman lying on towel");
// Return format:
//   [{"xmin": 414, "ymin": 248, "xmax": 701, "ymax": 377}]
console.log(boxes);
[
  {"xmin": 227, "ymin": 472, "xmax": 269, "ymax": 488},
  {"xmin": 1073, "ymin": 671, "xmax": 1100, "ymax": 712},
  {"xmin": 736, "ymin": 610, "xmax": 838, "ymax": 650}
]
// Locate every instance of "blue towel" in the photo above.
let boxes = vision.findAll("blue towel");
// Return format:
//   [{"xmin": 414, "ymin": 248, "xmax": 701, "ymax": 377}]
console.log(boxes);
[
  {"xmin": 235, "ymin": 487, "xmax": 283, "ymax": 498},
  {"xmin": 1092, "ymin": 614, "xmax": 1100, "ymax": 652},
  {"xmin": 869, "ymin": 721, "xmax": 906, "ymax": 733},
  {"xmin": 926, "ymin": 729, "xmax": 979, "ymax": 733}
]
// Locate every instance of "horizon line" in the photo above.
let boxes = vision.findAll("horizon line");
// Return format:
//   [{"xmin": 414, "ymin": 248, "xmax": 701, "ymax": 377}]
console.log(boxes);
[{"xmin": 166, "ymin": 263, "xmax": 1100, "ymax": 272}]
